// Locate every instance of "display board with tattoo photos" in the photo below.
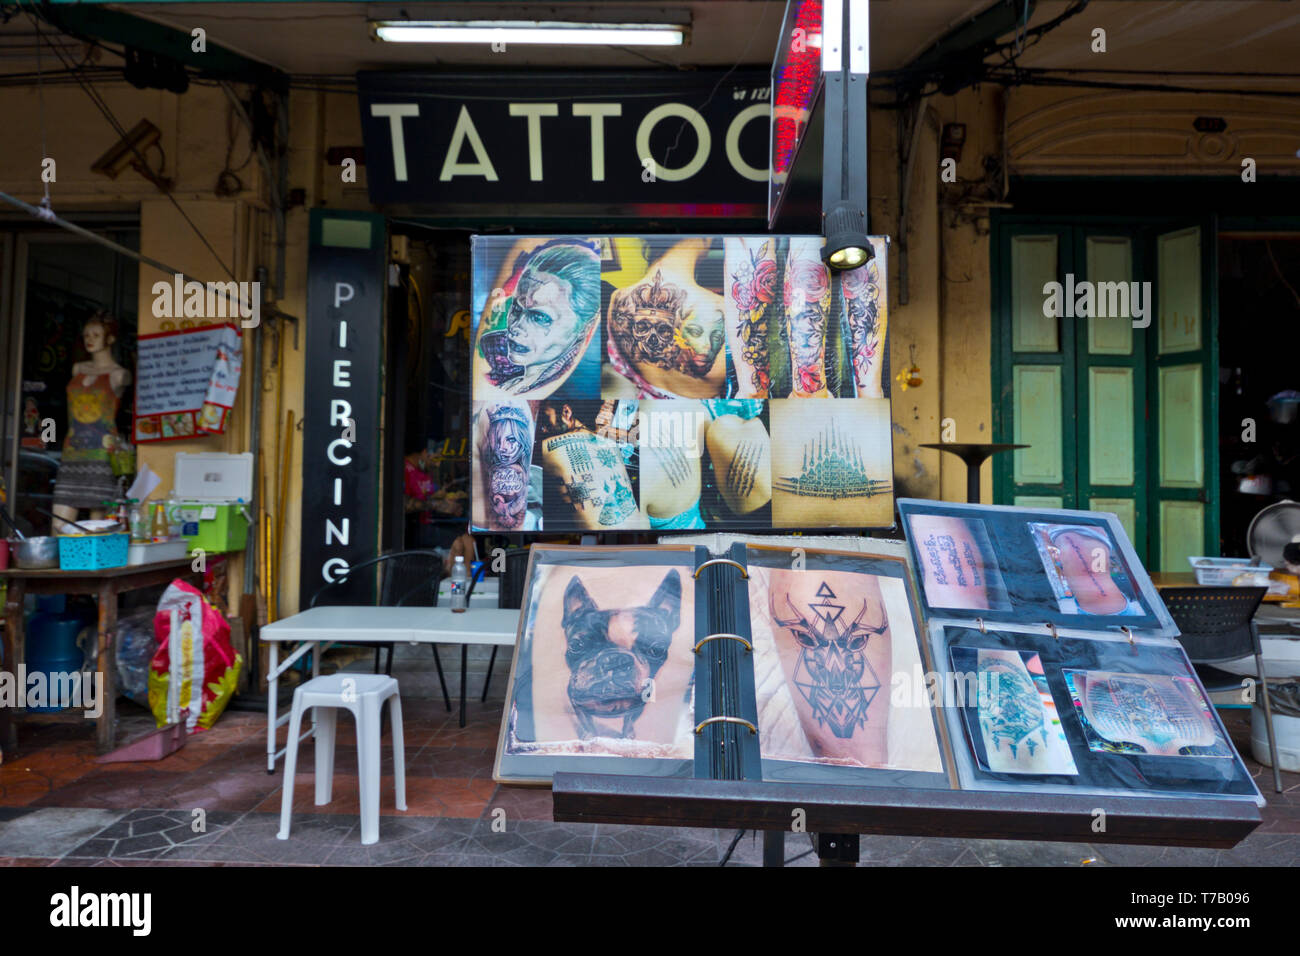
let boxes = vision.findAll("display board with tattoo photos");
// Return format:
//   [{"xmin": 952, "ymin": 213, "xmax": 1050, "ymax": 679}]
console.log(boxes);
[
  {"xmin": 897, "ymin": 499, "xmax": 1262, "ymax": 805},
  {"xmin": 469, "ymin": 235, "xmax": 894, "ymax": 533},
  {"xmin": 493, "ymin": 543, "xmax": 954, "ymax": 788}
]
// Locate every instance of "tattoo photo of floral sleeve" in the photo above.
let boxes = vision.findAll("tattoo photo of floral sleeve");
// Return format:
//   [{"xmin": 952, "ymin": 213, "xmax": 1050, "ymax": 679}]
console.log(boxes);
[
  {"xmin": 841, "ymin": 256, "xmax": 885, "ymax": 397},
  {"xmin": 727, "ymin": 239, "xmax": 776, "ymax": 396},
  {"xmin": 782, "ymin": 241, "xmax": 832, "ymax": 396}
]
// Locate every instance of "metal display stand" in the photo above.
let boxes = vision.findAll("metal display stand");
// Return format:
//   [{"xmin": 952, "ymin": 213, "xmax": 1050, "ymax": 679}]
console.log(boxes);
[{"xmin": 553, "ymin": 773, "xmax": 1262, "ymax": 866}]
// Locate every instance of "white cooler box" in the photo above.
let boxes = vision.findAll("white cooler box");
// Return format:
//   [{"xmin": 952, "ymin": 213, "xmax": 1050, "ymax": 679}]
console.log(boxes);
[{"xmin": 174, "ymin": 452, "xmax": 254, "ymax": 554}]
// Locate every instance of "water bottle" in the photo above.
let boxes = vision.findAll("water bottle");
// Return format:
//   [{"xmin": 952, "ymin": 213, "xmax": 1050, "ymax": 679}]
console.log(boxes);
[{"xmin": 450, "ymin": 555, "xmax": 469, "ymax": 613}]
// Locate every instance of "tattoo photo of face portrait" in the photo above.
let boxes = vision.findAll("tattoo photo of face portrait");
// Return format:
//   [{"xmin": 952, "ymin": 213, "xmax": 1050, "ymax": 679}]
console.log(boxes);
[
  {"xmin": 473, "ymin": 239, "xmax": 602, "ymax": 399},
  {"xmin": 470, "ymin": 401, "xmax": 542, "ymax": 532},
  {"xmin": 536, "ymin": 399, "xmax": 644, "ymax": 531},
  {"xmin": 769, "ymin": 398, "xmax": 895, "ymax": 528},
  {"xmin": 1030, "ymin": 523, "xmax": 1143, "ymax": 617},
  {"xmin": 950, "ymin": 646, "xmax": 1078, "ymax": 776},
  {"xmin": 605, "ymin": 238, "xmax": 727, "ymax": 399},
  {"xmin": 504, "ymin": 562, "xmax": 697, "ymax": 757},
  {"xmin": 748, "ymin": 563, "xmax": 942, "ymax": 772},
  {"xmin": 1064, "ymin": 670, "xmax": 1231, "ymax": 758}
]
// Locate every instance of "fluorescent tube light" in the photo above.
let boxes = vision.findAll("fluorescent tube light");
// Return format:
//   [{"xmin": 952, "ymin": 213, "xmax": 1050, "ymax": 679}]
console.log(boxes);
[{"xmin": 372, "ymin": 20, "xmax": 686, "ymax": 46}]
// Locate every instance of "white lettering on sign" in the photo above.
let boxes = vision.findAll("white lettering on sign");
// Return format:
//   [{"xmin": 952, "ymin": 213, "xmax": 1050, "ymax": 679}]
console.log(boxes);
[
  {"xmin": 571, "ymin": 103, "xmax": 622, "ymax": 181},
  {"xmin": 508, "ymin": 103, "xmax": 559, "ymax": 181},
  {"xmin": 333, "ymin": 477, "xmax": 343, "ymax": 506},
  {"xmin": 327, "ymin": 438, "xmax": 353, "ymax": 465},
  {"xmin": 322, "ymin": 557, "xmax": 349, "ymax": 583},
  {"xmin": 333, "ymin": 360, "xmax": 351, "ymax": 387},
  {"xmin": 636, "ymin": 103, "xmax": 710, "ymax": 182},
  {"xmin": 372, "ymin": 96, "xmax": 772, "ymax": 187},
  {"xmin": 334, "ymin": 283, "xmax": 355, "ymax": 309},
  {"xmin": 440, "ymin": 105, "xmax": 499, "ymax": 181},
  {"xmin": 338, "ymin": 319, "xmax": 349, "ymax": 347},
  {"xmin": 370, "ymin": 104, "xmax": 420, "ymax": 181},
  {"xmin": 726, "ymin": 104, "xmax": 771, "ymax": 182},
  {"xmin": 330, "ymin": 399, "xmax": 352, "ymax": 427},
  {"xmin": 325, "ymin": 517, "xmax": 350, "ymax": 546}
]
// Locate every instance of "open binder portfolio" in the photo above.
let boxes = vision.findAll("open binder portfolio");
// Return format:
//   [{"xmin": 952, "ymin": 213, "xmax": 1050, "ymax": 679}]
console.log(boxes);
[{"xmin": 493, "ymin": 502, "xmax": 1263, "ymax": 809}]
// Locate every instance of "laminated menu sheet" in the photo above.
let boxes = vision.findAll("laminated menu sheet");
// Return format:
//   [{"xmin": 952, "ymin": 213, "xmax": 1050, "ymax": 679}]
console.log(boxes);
[{"xmin": 134, "ymin": 323, "xmax": 242, "ymax": 442}]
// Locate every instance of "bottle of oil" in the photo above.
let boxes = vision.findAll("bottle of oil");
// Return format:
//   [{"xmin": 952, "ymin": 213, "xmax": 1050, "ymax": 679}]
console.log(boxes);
[{"xmin": 151, "ymin": 502, "xmax": 169, "ymax": 543}]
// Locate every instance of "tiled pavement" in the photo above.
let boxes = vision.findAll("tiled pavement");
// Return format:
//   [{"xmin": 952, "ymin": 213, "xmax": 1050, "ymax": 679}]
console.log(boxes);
[{"xmin": 1, "ymin": 645, "xmax": 1297, "ymax": 866}]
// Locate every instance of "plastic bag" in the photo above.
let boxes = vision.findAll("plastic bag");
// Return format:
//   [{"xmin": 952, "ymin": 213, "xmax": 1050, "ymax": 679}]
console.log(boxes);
[
  {"xmin": 147, "ymin": 578, "xmax": 243, "ymax": 733},
  {"xmin": 114, "ymin": 608, "xmax": 156, "ymax": 705}
]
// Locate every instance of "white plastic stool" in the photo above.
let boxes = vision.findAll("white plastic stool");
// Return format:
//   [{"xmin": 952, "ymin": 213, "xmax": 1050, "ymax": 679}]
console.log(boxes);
[{"xmin": 277, "ymin": 673, "xmax": 406, "ymax": 845}]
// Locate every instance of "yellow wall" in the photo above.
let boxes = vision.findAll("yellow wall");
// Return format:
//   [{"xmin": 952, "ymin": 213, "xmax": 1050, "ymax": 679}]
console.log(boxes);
[{"xmin": 10, "ymin": 75, "xmax": 1270, "ymax": 617}]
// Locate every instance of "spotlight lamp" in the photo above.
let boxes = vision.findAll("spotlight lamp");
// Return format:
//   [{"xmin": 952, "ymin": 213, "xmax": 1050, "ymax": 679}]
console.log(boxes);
[{"xmin": 822, "ymin": 201, "xmax": 872, "ymax": 271}]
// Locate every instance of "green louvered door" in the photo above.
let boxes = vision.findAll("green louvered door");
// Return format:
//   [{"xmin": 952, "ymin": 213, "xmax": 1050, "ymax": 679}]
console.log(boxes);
[
  {"xmin": 997, "ymin": 226, "xmax": 1077, "ymax": 515},
  {"xmin": 1074, "ymin": 230, "xmax": 1147, "ymax": 561},
  {"xmin": 1148, "ymin": 223, "xmax": 1218, "ymax": 571},
  {"xmin": 994, "ymin": 219, "xmax": 1218, "ymax": 570}
]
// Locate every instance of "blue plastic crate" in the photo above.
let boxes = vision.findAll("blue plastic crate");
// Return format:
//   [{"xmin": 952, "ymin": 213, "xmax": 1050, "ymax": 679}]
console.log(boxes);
[{"xmin": 58, "ymin": 533, "xmax": 129, "ymax": 571}]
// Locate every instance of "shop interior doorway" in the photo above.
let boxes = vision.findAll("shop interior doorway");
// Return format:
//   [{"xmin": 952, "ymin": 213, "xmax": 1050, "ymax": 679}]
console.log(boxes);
[
  {"xmin": 1218, "ymin": 234, "xmax": 1300, "ymax": 557},
  {"xmin": 382, "ymin": 226, "xmax": 473, "ymax": 557}
]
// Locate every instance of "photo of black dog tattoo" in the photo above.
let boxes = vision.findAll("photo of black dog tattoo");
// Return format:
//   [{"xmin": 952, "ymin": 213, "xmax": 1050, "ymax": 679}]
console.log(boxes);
[{"xmin": 561, "ymin": 569, "xmax": 682, "ymax": 739}]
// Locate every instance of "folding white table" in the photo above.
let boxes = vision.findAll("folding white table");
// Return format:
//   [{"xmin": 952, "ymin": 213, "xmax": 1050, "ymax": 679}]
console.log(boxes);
[{"xmin": 259, "ymin": 606, "xmax": 521, "ymax": 772}]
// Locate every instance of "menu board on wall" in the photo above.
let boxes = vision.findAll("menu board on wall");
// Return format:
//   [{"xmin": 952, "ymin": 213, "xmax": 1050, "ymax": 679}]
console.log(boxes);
[
  {"xmin": 469, "ymin": 234, "xmax": 892, "ymax": 533},
  {"xmin": 134, "ymin": 323, "xmax": 242, "ymax": 443}
]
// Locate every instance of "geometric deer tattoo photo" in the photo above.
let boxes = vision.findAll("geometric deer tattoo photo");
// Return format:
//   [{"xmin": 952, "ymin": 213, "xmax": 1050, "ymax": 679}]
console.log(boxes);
[{"xmin": 771, "ymin": 582, "xmax": 888, "ymax": 738}]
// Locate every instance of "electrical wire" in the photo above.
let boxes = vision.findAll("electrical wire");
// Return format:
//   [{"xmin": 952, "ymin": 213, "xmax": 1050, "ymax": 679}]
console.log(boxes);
[{"xmin": 19, "ymin": 0, "xmax": 238, "ymax": 279}]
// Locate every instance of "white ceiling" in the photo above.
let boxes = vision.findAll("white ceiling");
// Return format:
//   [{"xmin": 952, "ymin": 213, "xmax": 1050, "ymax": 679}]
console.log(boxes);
[
  {"xmin": 112, "ymin": 1, "xmax": 997, "ymax": 75},
  {"xmin": 4, "ymin": 1, "xmax": 1299, "ymax": 84}
]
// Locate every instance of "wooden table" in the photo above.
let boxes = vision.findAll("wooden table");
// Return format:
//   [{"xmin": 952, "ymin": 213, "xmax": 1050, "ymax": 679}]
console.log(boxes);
[
  {"xmin": 0, "ymin": 558, "xmax": 202, "ymax": 756},
  {"xmin": 259, "ymin": 605, "xmax": 521, "ymax": 772}
]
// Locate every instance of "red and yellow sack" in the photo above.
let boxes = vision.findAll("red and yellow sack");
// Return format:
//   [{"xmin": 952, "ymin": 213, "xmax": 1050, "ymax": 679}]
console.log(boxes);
[{"xmin": 147, "ymin": 579, "xmax": 242, "ymax": 733}]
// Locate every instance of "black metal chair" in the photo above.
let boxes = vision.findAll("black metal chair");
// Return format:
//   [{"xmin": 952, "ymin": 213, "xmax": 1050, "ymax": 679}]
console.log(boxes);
[
  {"xmin": 479, "ymin": 547, "xmax": 531, "ymax": 702},
  {"xmin": 308, "ymin": 551, "xmax": 452, "ymax": 708},
  {"xmin": 1160, "ymin": 586, "xmax": 1284, "ymax": 793}
]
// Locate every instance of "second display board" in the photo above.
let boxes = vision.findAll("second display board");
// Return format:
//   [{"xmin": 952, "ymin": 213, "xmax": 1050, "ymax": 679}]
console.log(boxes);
[{"xmin": 468, "ymin": 234, "xmax": 894, "ymax": 533}]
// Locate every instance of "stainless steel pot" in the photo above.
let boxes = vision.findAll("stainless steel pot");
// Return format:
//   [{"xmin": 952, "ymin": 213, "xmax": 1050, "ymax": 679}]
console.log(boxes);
[{"xmin": 8, "ymin": 535, "xmax": 60, "ymax": 569}]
